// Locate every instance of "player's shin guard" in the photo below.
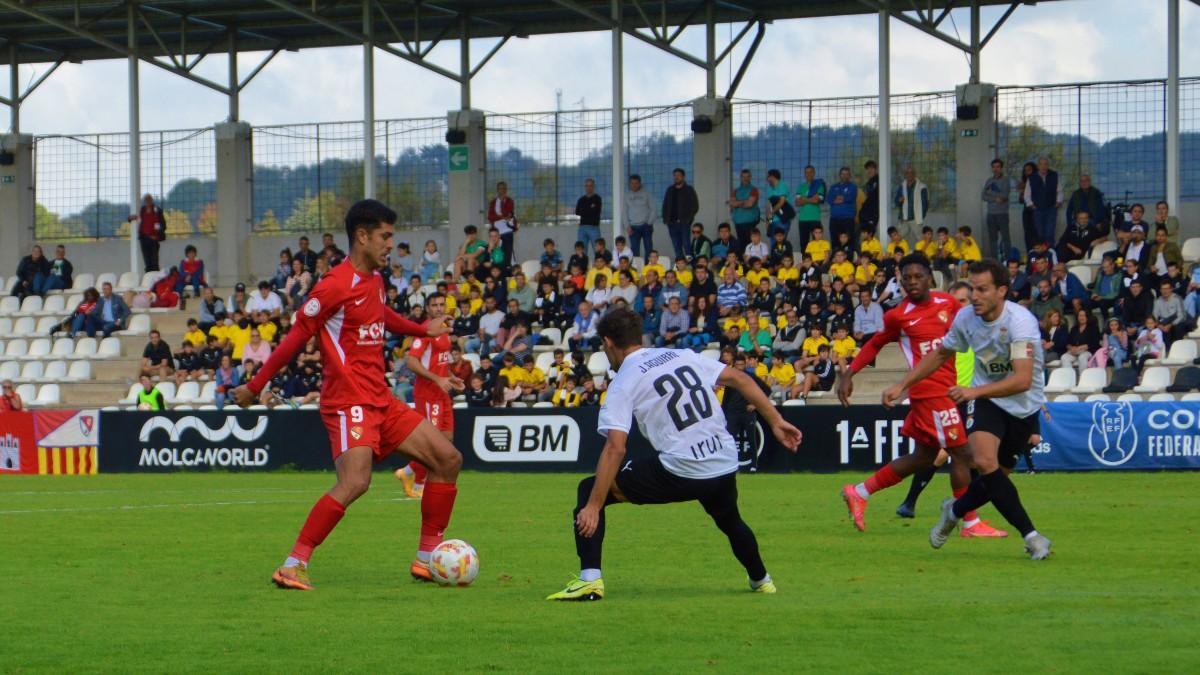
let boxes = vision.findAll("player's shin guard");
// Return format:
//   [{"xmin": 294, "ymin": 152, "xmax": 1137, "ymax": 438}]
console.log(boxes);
[
  {"xmin": 902, "ymin": 464, "xmax": 939, "ymax": 507},
  {"xmin": 290, "ymin": 494, "xmax": 346, "ymax": 563},
  {"xmin": 574, "ymin": 477, "xmax": 606, "ymax": 570},
  {"xmin": 863, "ymin": 464, "xmax": 903, "ymax": 495},
  {"xmin": 975, "ymin": 469, "xmax": 1035, "ymax": 537},
  {"xmin": 418, "ymin": 482, "xmax": 458, "ymax": 555},
  {"xmin": 407, "ymin": 460, "xmax": 428, "ymax": 486}
]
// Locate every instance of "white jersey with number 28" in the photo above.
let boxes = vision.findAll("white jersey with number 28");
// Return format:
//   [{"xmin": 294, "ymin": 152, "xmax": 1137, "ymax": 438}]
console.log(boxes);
[
  {"xmin": 940, "ymin": 301, "xmax": 1046, "ymax": 418},
  {"xmin": 597, "ymin": 348, "xmax": 737, "ymax": 479}
]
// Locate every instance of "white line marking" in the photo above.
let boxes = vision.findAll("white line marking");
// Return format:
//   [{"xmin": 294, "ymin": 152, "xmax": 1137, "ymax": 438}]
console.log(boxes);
[{"xmin": 0, "ymin": 496, "xmax": 417, "ymax": 515}]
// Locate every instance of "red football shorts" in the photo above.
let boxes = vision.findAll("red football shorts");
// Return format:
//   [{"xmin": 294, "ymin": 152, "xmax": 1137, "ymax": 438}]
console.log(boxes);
[
  {"xmin": 415, "ymin": 393, "xmax": 454, "ymax": 433},
  {"xmin": 901, "ymin": 396, "xmax": 968, "ymax": 450},
  {"xmin": 321, "ymin": 398, "xmax": 424, "ymax": 462}
]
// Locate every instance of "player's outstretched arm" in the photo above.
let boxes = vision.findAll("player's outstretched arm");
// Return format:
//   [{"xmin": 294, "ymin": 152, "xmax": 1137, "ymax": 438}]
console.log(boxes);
[
  {"xmin": 839, "ymin": 315, "xmax": 900, "ymax": 406},
  {"xmin": 717, "ymin": 367, "xmax": 802, "ymax": 452},
  {"xmin": 951, "ymin": 354, "xmax": 1033, "ymax": 403},
  {"xmin": 577, "ymin": 430, "xmax": 628, "ymax": 538},
  {"xmin": 882, "ymin": 346, "xmax": 953, "ymax": 408}
]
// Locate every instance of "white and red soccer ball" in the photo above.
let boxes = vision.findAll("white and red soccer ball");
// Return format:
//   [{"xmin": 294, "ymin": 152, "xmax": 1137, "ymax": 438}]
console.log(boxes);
[{"xmin": 429, "ymin": 539, "xmax": 479, "ymax": 587}]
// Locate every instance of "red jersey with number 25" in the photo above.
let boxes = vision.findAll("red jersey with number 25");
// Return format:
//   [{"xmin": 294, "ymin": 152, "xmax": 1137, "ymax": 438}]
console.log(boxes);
[
  {"xmin": 248, "ymin": 260, "xmax": 426, "ymax": 412},
  {"xmin": 410, "ymin": 329, "xmax": 453, "ymax": 401},
  {"xmin": 850, "ymin": 291, "xmax": 957, "ymax": 400}
]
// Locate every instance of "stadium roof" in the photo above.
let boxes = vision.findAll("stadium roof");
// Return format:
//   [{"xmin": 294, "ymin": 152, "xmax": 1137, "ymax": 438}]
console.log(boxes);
[{"xmin": 1, "ymin": 1, "xmax": 1044, "ymax": 65}]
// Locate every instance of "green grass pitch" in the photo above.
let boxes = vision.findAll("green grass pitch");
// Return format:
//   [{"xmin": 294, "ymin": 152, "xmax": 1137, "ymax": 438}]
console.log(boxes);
[{"xmin": 1, "ymin": 471, "xmax": 1196, "ymax": 673}]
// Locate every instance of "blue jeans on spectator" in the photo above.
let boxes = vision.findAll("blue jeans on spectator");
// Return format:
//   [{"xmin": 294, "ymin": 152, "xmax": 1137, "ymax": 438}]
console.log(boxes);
[
  {"xmin": 95, "ymin": 320, "xmax": 122, "ymax": 338},
  {"xmin": 1034, "ymin": 207, "xmax": 1058, "ymax": 246},
  {"xmin": 419, "ymin": 262, "xmax": 439, "ymax": 283},
  {"xmin": 175, "ymin": 274, "xmax": 204, "ymax": 297},
  {"xmin": 464, "ymin": 335, "xmax": 494, "ymax": 355},
  {"xmin": 570, "ymin": 336, "xmax": 601, "ymax": 352},
  {"xmin": 393, "ymin": 381, "xmax": 413, "ymax": 403},
  {"xmin": 666, "ymin": 221, "xmax": 689, "ymax": 260},
  {"xmin": 629, "ymin": 224, "xmax": 654, "ymax": 262},
  {"xmin": 33, "ymin": 274, "xmax": 66, "ymax": 295},
  {"xmin": 654, "ymin": 334, "xmax": 684, "ymax": 348},
  {"xmin": 1108, "ymin": 344, "xmax": 1127, "ymax": 369},
  {"xmin": 1185, "ymin": 291, "xmax": 1200, "ymax": 320},
  {"xmin": 683, "ymin": 332, "xmax": 711, "ymax": 351},
  {"xmin": 578, "ymin": 225, "xmax": 601, "ymax": 257},
  {"xmin": 70, "ymin": 313, "xmax": 91, "ymax": 335}
]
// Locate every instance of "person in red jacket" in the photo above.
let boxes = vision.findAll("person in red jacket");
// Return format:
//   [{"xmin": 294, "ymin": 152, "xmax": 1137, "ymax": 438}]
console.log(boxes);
[
  {"xmin": 487, "ymin": 181, "xmax": 517, "ymax": 269},
  {"xmin": 129, "ymin": 193, "xmax": 166, "ymax": 272},
  {"xmin": 174, "ymin": 245, "xmax": 207, "ymax": 297}
]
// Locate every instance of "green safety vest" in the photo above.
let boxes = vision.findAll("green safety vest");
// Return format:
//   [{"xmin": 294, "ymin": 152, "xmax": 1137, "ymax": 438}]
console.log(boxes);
[
  {"xmin": 138, "ymin": 388, "xmax": 163, "ymax": 411},
  {"xmin": 956, "ymin": 349, "xmax": 975, "ymax": 389}
]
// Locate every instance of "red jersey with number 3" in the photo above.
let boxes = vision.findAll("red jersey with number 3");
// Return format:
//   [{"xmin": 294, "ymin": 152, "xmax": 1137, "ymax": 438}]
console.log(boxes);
[
  {"xmin": 410, "ymin": 329, "xmax": 453, "ymax": 401},
  {"xmin": 850, "ymin": 291, "xmax": 957, "ymax": 400}
]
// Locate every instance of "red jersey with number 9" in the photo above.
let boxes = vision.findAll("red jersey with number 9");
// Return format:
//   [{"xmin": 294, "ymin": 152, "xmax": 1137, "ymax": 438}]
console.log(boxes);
[
  {"xmin": 410, "ymin": 328, "xmax": 453, "ymax": 401},
  {"xmin": 849, "ymin": 291, "xmax": 958, "ymax": 400}
]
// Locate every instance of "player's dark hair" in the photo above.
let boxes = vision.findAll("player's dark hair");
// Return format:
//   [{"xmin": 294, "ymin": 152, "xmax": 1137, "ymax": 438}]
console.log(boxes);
[
  {"xmin": 899, "ymin": 252, "xmax": 932, "ymax": 276},
  {"xmin": 424, "ymin": 292, "xmax": 446, "ymax": 307},
  {"xmin": 595, "ymin": 307, "xmax": 643, "ymax": 349},
  {"xmin": 968, "ymin": 259, "xmax": 1009, "ymax": 289},
  {"xmin": 344, "ymin": 199, "xmax": 397, "ymax": 249},
  {"xmin": 948, "ymin": 280, "xmax": 972, "ymax": 293}
]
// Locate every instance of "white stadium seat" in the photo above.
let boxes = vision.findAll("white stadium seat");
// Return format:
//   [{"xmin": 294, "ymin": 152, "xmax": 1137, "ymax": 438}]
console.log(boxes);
[
  {"xmin": 175, "ymin": 381, "xmax": 201, "ymax": 404},
  {"xmin": 0, "ymin": 296, "xmax": 19, "ymax": 317},
  {"xmin": 117, "ymin": 313, "xmax": 151, "ymax": 336},
  {"xmin": 65, "ymin": 361, "xmax": 91, "ymax": 381},
  {"xmin": 520, "ymin": 260, "xmax": 540, "ymax": 280},
  {"xmin": 1156, "ymin": 339, "xmax": 1197, "ymax": 366},
  {"xmin": 197, "ymin": 382, "xmax": 217, "ymax": 404},
  {"xmin": 781, "ymin": 399, "xmax": 806, "ymax": 407},
  {"xmin": 4, "ymin": 339, "xmax": 27, "ymax": 359},
  {"xmin": 1116, "ymin": 393, "xmax": 1144, "ymax": 402},
  {"xmin": 95, "ymin": 272, "xmax": 118, "ymax": 290},
  {"xmin": 37, "ymin": 295, "xmax": 66, "ymax": 317},
  {"xmin": 532, "ymin": 402, "xmax": 554, "ymax": 408},
  {"xmin": 535, "ymin": 328, "xmax": 561, "ymax": 352},
  {"xmin": 700, "ymin": 349, "xmax": 720, "ymax": 360},
  {"xmin": 0, "ymin": 318, "xmax": 10, "ymax": 335},
  {"xmin": 1088, "ymin": 241, "xmax": 1118, "ymax": 263},
  {"xmin": 587, "ymin": 351, "xmax": 610, "ymax": 376},
  {"xmin": 0, "ymin": 362, "xmax": 19, "ymax": 380},
  {"xmin": 64, "ymin": 294, "xmax": 84, "ymax": 312},
  {"xmin": 1067, "ymin": 265, "xmax": 1093, "ymax": 286},
  {"xmin": 34, "ymin": 384, "xmax": 61, "ymax": 407},
  {"xmin": 535, "ymin": 351, "xmax": 555, "ymax": 372},
  {"xmin": 1147, "ymin": 393, "xmax": 1175, "ymax": 402},
  {"xmin": 247, "ymin": 404, "xmax": 269, "ymax": 411},
  {"xmin": 1133, "ymin": 367, "xmax": 1171, "ymax": 393},
  {"xmin": 561, "ymin": 326, "xmax": 577, "ymax": 346},
  {"xmin": 34, "ymin": 317, "xmax": 60, "ymax": 335},
  {"xmin": 1085, "ymin": 393, "xmax": 1110, "ymax": 402},
  {"xmin": 51, "ymin": 338, "xmax": 75, "ymax": 359},
  {"xmin": 1181, "ymin": 393, "xmax": 1200, "ymax": 402},
  {"xmin": 1072, "ymin": 367, "xmax": 1108, "ymax": 394},
  {"xmin": 452, "ymin": 402, "xmax": 467, "ymax": 409},
  {"xmin": 198, "ymin": 404, "xmax": 220, "ymax": 410},
  {"xmin": 1053, "ymin": 394, "xmax": 1080, "ymax": 402},
  {"xmin": 42, "ymin": 361, "xmax": 67, "ymax": 380},
  {"xmin": 11, "ymin": 317, "xmax": 36, "ymax": 337},
  {"xmin": 69, "ymin": 273, "xmax": 95, "ymax": 293},
  {"xmin": 156, "ymin": 382, "xmax": 177, "ymax": 404},
  {"xmin": 1182, "ymin": 237, "xmax": 1200, "ymax": 263},
  {"xmin": 463, "ymin": 353, "xmax": 480, "ymax": 371},
  {"xmin": 70, "ymin": 338, "xmax": 98, "ymax": 360},
  {"xmin": 17, "ymin": 296, "xmax": 43, "ymax": 316},
  {"xmin": 16, "ymin": 361, "xmax": 44, "ymax": 383},
  {"xmin": 15, "ymin": 384, "xmax": 36, "ymax": 403},
  {"xmin": 137, "ymin": 271, "xmax": 164, "ymax": 291},
  {"xmin": 115, "ymin": 272, "xmax": 139, "ymax": 292},
  {"xmin": 174, "ymin": 405, "xmax": 195, "ymax": 410},
  {"xmin": 1044, "ymin": 367, "xmax": 1076, "ymax": 394},
  {"xmin": 21, "ymin": 339, "xmax": 51, "ymax": 361},
  {"xmin": 97, "ymin": 337, "xmax": 122, "ymax": 359},
  {"xmin": 117, "ymin": 384, "xmax": 141, "ymax": 406}
]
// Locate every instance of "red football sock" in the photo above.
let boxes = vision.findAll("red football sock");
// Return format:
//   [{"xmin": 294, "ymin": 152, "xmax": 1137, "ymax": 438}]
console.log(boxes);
[
  {"xmin": 863, "ymin": 464, "xmax": 902, "ymax": 495},
  {"xmin": 954, "ymin": 486, "xmax": 978, "ymax": 522},
  {"xmin": 408, "ymin": 460, "xmax": 428, "ymax": 484},
  {"xmin": 290, "ymin": 494, "xmax": 346, "ymax": 563},
  {"xmin": 418, "ymin": 481, "xmax": 458, "ymax": 553}
]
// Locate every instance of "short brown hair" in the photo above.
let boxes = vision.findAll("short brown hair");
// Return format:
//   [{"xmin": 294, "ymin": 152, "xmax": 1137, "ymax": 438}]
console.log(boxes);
[
  {"xmin": 595, "ymin": 307, "xmax": 643, "ymax": 349},
  {"xmin": 968, "ymin": 259, "xmax": 1010, "ymax": 290}
]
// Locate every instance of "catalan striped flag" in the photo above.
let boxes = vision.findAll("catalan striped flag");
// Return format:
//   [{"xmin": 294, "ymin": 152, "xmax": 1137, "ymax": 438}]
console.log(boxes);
[{"xmin": 36, "ymin": 446, "xmax": 99, "ymax": 475}]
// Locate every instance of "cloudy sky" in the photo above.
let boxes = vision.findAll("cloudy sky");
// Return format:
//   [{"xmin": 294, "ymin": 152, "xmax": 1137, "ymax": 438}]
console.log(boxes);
[{"xmin": 6, "ymin": 0, "xmax": 1199, "ymax": 135}]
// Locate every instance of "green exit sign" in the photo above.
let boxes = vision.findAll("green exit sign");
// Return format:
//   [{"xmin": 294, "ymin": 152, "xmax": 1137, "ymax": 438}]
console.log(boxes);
[
  {"xmin": 960, "ymin": 128, "xmax": 979, "ymax": 138},
  {"xmin": 0, "ymin": 175, "xmax": 14, "ymax": 184},
  {"xmin": 448, "ymin": 145, "xmax": 469, "ymax": 172}
]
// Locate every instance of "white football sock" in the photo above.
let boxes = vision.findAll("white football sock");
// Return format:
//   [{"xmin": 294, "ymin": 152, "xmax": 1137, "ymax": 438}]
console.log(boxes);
[
  {"xmin": 401, "ymin": 465, "xmax": 414, "ymax": 478},
  {"xmin": 1023, "ymin": 530, "xmax": 1040, "ymax": 541},
  {"xmin": 416, "ymin": 550, "xmax": 431, "ymax": 563},
  {"xmin": 284, "ymin": 556, "xmax": 302, "ymax": 568},
  {"xmin": 580, "ymin": 568, "xmax": 602, "ymax": 582},
  {"xmin": 854, "ymin": 483, "xmax": 870, "ymax": 500},
  {"xmin": 750, "ymin": 574, "xmax": 772, "ymax": 588},
  {"xmin": 963, "ymin": 517, "xmax": 981, "ymax": 528}
]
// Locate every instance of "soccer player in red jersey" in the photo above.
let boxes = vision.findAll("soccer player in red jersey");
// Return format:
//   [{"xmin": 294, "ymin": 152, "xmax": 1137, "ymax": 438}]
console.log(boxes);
[
  {"xmin": 232, "ymin": 199, "xmax": 463, "ymax": 590},
  {"xmin": 836, "ymin": 253, "xmax": 1000, "ymax": 535},
  {"xmin": 395, "ymin": 292, "xmax": 464, "ymax": 498}
]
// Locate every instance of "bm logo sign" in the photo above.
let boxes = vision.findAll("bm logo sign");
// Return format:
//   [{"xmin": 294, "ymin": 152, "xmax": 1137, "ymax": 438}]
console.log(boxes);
[{"xmin": 471, "ymin": 416, "xmax": 580, "ymax": 462}]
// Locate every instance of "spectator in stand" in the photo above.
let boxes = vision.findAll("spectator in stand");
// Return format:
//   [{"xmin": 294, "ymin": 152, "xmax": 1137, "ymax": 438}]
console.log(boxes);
[
  {"xmin": 465, "ymin": 296, "xmax": 503, "ymax": 355},
  {"xmin": 662, "ymin": 168, "xmax": 699, "ymax": 261},
  {"xmin": 0, "ymin": 378, "xmax": 22, "ymax": 411},
  {"xmin": 853, "ymin": 289, "xmax": 884, "ymax": 344},
  {"xmin": 271, "ymin": 249, "xmax": 292, "ymax": 290},
  {"xmin": 1057, "ymin": 210, "xmax": 1104, "ymax": 264},
  {"xmin": 245, "ymin": 280, "xmax": 283, "ymax": 319},
  {"xmin": 1017, "ymin": 161, "xmax": 1039, "ymax": 251},
  {"xmin": 448, "ymin": 345, "xmax": 473, "ymax": 385},
  {"xmin": 130, "ymin": 193, "xmax": 166, "ymax": 272},
  {"xmin": 1120, "ymin": 223, "xmax": 1152, "ymax": 274},
  {"xmin": 828, "ymin": 166, "xmax": 859, "ymax": 250},
  {"xmin": 687, "ymin": 265, "xmax": 718, "ymax": 311},
  {"xmin": 637, "ymin": 294, "xmax": 662, "ymax": 346},
  {"xmin": 1091, "ymin": 255, "xmax": 1123, "ymax": 321},
  {"xmin": 509, "ymin": 271, "xmax": 536, "ymax": 313},
  {"xmin": 56, "ymin": 287, "xmax": 99, "ymax": 336},
  {"xmin": 711, "ymin": 223, "xmax": 737, "ymax": 261},
  {"xmin": 225, "ymin": 311, "xmax": 253, "ymax": 363},
  {"xmin": 213, "ymin": 354, "xmax": 241, "ymax": 410},
  {"xmin": 1154, "ymin": 200, "xmax": 1181, "ymax": 244},
  {"xmin": 1154, "ymin": 279, "xmax": 1192, "ymax": 345},
  {"xmin": 585, "ymin": 273, "xmax": 612, "ymax": 313},
  {"xmin": 540, "ymin": 238, "xmax": 564, "ymax": 274},
  {"xmin": 657, "ymin": 296, "xmax": 689, "ymax": 347},
  {"xmin": 1060, "ymin": 309, "xmax": 1101, "ymax": 376},
  {"xmin": 764, "ymin": 169, "xmax": 794, "ymax": 241},
  {"xmin": 1040, "ymin": 309, "xmax": 1068, "ymax": 363},
  {"xmin": 283, "ymin": 258, "xmax": 313, "ymax": 308},
  {"xmin": 894, "ymin": 166, "xmax": 929, "ymax": 243},
  {"xmin": 463, "ymin": 373, "xmax": 490, "ymax": 407},
  {"xmin": 744, "ymin": 229, "xmax": 769, "ymax": 264},
  {"xmin": 1051, "ymin": 262, "xmax": 1089, "ymax": 314},
  {"xmin": 1149, "ymin": 226, "xmax": 1183, "ymax": 280},
  {"xmin": 11, "ymin": 245, "xmax": 49, "ymax": 300},
  {"xmin": 804, "ymin": 225, "xmax": 831, "ymax": 267},
  {"xmin": 173, "ymin": 340, "xmax": 202, "ymax": 385},
  {"xmin": 956, "ymin": 227, "xmax": 982, "ymax": 264},
  {"xmin": 570, "ymin": 301, "xmax": 600, "ymax": 351},
  {"xmin": 610, "ymin": 270, "xmax": 639, "ymax": 307},
  {"xmin": 1121, "ymin": 279, "xmax": 1153, "ymax": 329},
  {"xmin": 149, "ymin": 267, "xmax": 181, "ymax": 309},
  {"xmin": 140, "ymin": 330, "xmax": 174, "ymax": 380},
  {"xmin": 1024, "ymin": 156, "xmax": 1063, "ymax": 247},
  {"xmin": 1133, "ymin": 316, "xmax": 1166, "ymax": 370},
  {"xmin": 225, "ymin": 282, "xmax": 248, "ymax": 315},
  {"xmin": 174, "ymin": 245, "xmax": 207, "ymax": 297},
  {"xmin": 1066, "ymin": 174, "xmax": 1108, "ymax": 234},
  {"xmin": 320, "ymin": 232, "xmax": 346, "ymax": 267},
  {"xmin": 728, "ymin": 169, "xmax": 761, "ymax": 251},
  {"xmin": 574, "ymin": 178, "xmax": 603, "ymax": 258},
  {"xmin": 391, "ymin": 242, "xmax": 414, "ymax": 283},
  {"xmin": 135, "ymin": 375, "xmax": 166, "ymax": 411},
  {"xmin": 87, "ymin": 282, "xmax": 129, "ymax": 338},
  {"xmin": 197, "ymin": 287, "xmax": 226, "ymax": 333},
  {"xmin": 981, "ymin": 159, "xmax": 1012, "ymax": 259},
  {"xmin": 689, "ymin": 223, "xmax": 712, "ymax": 262},
  {"xmin": 715, "ymin": 267, "xmax": 747, "ymax": 317},
  {"xmin": 1030, "ymin": 279, "xmax": 1063, "ymax": 321},
  {"xmin": 40, "ymin": 245, "xmax": 74, "ymax": 295},
  {"xmin": 860, "ymin": 160, "xmax": 880, "ymax": 233},
  {"xmin": 242, "ymin": 326, "xmax": 273, "ymax": 367},
  {"xmin": 454, "ymin": 225, "xmax": 487, "ymax": 280},
  {"xmin": 1105, "ymin": 318, "xmax": 1129, "ymax": 369},
  {"xmin": 418, "ymin": 240, "xmax": 441, "ymax": 282},
  {"xmin": 794, "ymin": 165, "xmax": 825, "ymax": 251},
  {"xmin": 487, "ymin": 181, "xmax": 517, "ymax": 268},
  {"xmin": 623, "ymin": 174, "xmax": 655, "ymax": 262},
  {"xmin": 293, "ymin": 236, "xmax": 318, "ymax": 274}
]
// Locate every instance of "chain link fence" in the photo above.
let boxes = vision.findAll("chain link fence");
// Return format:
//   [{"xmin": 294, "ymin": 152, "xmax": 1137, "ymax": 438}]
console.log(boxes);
[
  {"xmin": 30, "ymin": 78, "xmax": 1200, "ymax": 241},
  {"xmin": 33, "ymin": 128, "xmax": 214, "ymax": 241}
]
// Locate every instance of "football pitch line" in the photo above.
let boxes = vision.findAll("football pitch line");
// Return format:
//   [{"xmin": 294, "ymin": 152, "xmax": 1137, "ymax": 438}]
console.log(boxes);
[{"xmin": 0, "ymin": 495, "xmax": 418, "ymax": 515}]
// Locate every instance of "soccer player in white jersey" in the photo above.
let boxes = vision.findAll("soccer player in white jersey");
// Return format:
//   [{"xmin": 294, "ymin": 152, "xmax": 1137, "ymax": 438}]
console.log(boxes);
[
  {"xmin": 546, "ymin": 307, "xmax": 803, "ymax": 601},
  {"xmin": 883, "ymin": 260, "xmax": 1052, "ymax": 560}
]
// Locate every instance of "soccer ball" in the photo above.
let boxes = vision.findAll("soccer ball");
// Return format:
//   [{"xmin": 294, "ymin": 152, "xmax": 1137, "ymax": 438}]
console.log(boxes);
[
  {"xmin": 428, "ymin": 539, "xmax": 479, "ymax": 587},
  {"xmin": 137, "ymin": 403, "xmax": 151, "ymax": 411}
]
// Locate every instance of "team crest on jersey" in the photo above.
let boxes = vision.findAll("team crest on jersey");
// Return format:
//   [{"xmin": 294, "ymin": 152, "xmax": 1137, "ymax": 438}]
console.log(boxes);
[
  {"xmin": 303, "ymin": 298, "xmax": 321, "ymax": 317},
  {"xmin": 938, "ymin": 310, "xmax": 950, "ymax": 323},
  {"xmin": 350, "ymin": 425, "xmax": 363, "ymax": 440},
  {"xmin": 948, "ymin": 428, "xmax": 960, "ymax": 441}
]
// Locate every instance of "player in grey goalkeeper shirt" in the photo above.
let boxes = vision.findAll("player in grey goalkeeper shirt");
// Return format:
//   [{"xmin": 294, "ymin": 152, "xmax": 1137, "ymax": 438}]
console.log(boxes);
[{"xmin": 883, "ymin": 259, "xmax": 1052, "ymax": 561}]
